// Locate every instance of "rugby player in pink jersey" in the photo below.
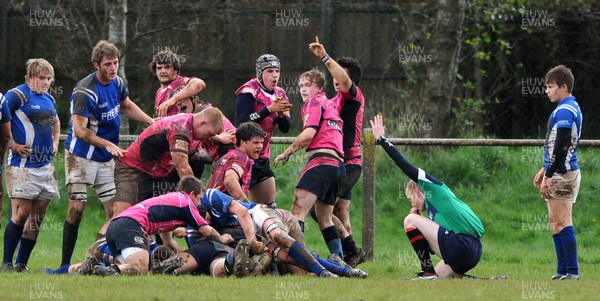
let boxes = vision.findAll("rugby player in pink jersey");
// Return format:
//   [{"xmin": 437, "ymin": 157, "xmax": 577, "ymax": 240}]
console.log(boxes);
[
  {"xmin": 151, "ymin": 49, "xmax": 206, "ymax": 118},
  {"xmin": 93, "ymin": 176, "xmax": 233, "ymax": 276},
  {"xmin": 207, "ymin": 122, "xmax": 265, "ymax": 202},
  {"xmin": 273, "ymin": 58, "xmax": 346, "ymax": 259},
  {"xmin": 312, "ymin": 37, "xmax": 367, "ymax": 267},
  {"xmin": 234, "ymin": 54, "xmax": 292, "ymax": 207}
]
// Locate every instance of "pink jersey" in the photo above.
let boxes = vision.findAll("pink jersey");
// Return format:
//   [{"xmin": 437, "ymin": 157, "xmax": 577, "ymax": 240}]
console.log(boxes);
[
  {"xmin": 154, "ymin": 75, "xmax": 190, "ymax": 117},
  {"xmin": 206, "ymin": 149, "xmax": 254, "ymax": 195},
  {"xmin": 120, "ymin": 114, "xmax": 198, "ymax": 179},
  {"xmin": 301, "ymin": 92, "xmax": 344, "ymax": 157},
  {"xmin": 195, "ymin": 116, "xmax": 237, "ymax": 161},
  {"xmin": 235, "ymin": 78, "xmax": 288, "ymax": 160},
  {"xmin": 116, "ymin": 191, "xmax": 207, "ymax": 235},
  {"xmin": 331, "ymin": 84, "xmax": 365, "ymax": 164}
]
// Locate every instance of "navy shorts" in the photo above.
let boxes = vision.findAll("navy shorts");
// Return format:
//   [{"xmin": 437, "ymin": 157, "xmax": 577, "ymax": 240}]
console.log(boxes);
[
  {"xmin": 250, "ymin": 158, "xmax": 275, "ymax": 187},
  {"xmin": 437, "ymin": 227, "xmax": 482, "ymax": 274},
  {"xmin": 106, "ymin": 217, "xmax": 148, "ymax": 256},
  {"xmin": 296, "ymin": 153, "xmax": 345, "ymax": 205},
  {"xmin": 184, "ymin": 240, "xmax": 231, "ymax": 275},
  {"xmin": 338, "ymin": 164, "xmax": 362, "ymax": 200}
]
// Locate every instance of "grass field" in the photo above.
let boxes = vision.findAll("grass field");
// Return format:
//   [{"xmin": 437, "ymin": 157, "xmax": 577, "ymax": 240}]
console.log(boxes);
[{"xmin": 1, "ymin": 145, "xmax": 600, "ymax": 301}]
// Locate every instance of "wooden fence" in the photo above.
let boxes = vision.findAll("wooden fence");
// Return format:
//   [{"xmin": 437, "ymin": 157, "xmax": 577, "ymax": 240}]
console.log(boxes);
[{"xmin": 69, "ymin": 133, "xmax": 600, "ymax": 260}]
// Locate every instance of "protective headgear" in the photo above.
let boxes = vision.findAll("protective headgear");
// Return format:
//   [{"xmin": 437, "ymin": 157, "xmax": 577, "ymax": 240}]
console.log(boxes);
[{"xmin": 255, "ymin": 54, "xmax": 281, "ymax": 85}]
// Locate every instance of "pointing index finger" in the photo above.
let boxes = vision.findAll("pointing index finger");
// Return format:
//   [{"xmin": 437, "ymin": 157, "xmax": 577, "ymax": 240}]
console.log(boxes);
[{"xmin": 315, "ymin": 36, "xmax": 320, "ymax": 44}]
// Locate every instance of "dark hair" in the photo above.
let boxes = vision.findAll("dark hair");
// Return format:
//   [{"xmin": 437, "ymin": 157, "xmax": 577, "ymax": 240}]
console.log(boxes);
[
  {"xmin": 177, "ymin": 176, "xmax": 204, "ymax": 195},
  {"xmin": 235, "ymin": 122, "xmax": 265, "ymax": 147},
  {"xmin": 545, "ymin": 65, "xmax": 574, "ymax": 93},
  {"xmin": 336, "ymin": 57, "xmax": 362, "ymax": 86},
  {"xmin": 149, "ymin": 50, "xmax": 181, "ymax": 73}
]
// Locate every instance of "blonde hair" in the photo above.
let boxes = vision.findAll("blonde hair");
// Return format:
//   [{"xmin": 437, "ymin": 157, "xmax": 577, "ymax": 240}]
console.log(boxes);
[
  {"xmin": 299, "ymin": 68, "xmax": 326, "ymax": 89},
  {"xmin": 25, "ymin": 58, "xmax": 54, "ymax": 80},
  {"xmin": 196, "ymin": 106, "xmax": 224, "ymax": 133},
  {"xmin": 405, "ymin": 180, "xmax": 421, "ymax": 199},
  {"xmin": 91, "ymin": 40, "xmax": 120, "ymax": 64}
]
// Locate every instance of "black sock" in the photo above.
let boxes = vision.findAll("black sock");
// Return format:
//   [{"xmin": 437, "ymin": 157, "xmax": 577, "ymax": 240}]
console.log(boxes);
[
  {"xmin": 321, "ymin": 226, "xmax": 343, "ymax": 258},
  {"xmin": 406, "ymin": 227, "xmax": 435, "ymax": 274},
  {"xmin": 61, "ymin": 221, "xmax": 79, "ymax": 266},
  {"xmin": 341, "ymin": 235, "xmax": 359, "ymax": 255}
]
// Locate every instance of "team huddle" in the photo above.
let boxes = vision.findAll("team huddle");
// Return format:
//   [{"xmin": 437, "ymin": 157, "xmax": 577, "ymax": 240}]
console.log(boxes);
[{"xmin": 0, "ymin": 36, "xmax": 581, "ymax": 280}]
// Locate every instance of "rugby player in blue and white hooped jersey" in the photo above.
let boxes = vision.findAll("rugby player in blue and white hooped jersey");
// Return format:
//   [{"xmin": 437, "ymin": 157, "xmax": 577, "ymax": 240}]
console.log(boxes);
[
  {"xmin": 0, "ymin": 93, "xmax": 11, "ymax": 230},
  {"xmin": 60, "ymin": 40, "xmax": 154, "ymax": 267},
  {"xmin": 188, "ymin": 188, "xmax": 262, "ymax": 252},
  {"xmin": 533, "ymin": 65, "xmax": 582, "ymax": 280},
  {"xmin": 1, "ymin": 59, "xmax": 61, "ymax": 273}
]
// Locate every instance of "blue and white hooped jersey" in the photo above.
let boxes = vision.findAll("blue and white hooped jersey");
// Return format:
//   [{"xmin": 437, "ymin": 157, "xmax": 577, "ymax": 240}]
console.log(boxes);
[
  {"xmin": 544, "ymin": 96, "xmax": 582, "ymax": 173},
  {"xmin": 0, "ymin": 93, "xmax": 11, "ymax": 172},
  {"xmin": 64, "ymin": 72, "xmax": 129, "ymax": 162},
  {"xmin": 201, "ymin": 188, "xmax": 257, "ymax": 229},
  {"xmin": 5, "ymin": 84, "xmax": 57, "ymax": 168}
]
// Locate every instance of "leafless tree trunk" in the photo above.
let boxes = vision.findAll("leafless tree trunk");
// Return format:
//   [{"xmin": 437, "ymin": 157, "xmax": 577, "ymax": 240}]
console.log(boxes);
[
  {"xmin": 424, "ymin": 0, "xmax": 466, "ymax": 137},
  {"xmin": 108, "ymin": 0, "xmax": 130, "ymax": 139}
]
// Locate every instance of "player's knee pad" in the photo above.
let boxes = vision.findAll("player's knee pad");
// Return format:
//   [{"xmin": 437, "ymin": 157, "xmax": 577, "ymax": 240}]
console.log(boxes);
[
  {"xmin": 68, "ymin": 183, "xmax": 88, "ymax": 201},
  {"xmin": 95, "ymin": 182, "xmax": 116, "ymax": 203}
]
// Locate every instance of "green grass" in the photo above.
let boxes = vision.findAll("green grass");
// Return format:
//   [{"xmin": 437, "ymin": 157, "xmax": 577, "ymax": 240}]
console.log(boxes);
[{"xmin": 2, "ymin": 145, "xmax": 600, "ymax": 300}]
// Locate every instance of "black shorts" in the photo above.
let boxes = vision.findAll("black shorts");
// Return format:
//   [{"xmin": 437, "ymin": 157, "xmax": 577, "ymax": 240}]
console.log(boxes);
[
  {"xmin": 138, "ymin": 172, "xmax": 172, "ymax": 202},
  {"xmin": 338, "ymin": 164, "xmax": 362, "ymax": 200},
  {"xmin": 188, "ymin": 227, "xmax": 244, "ymax": 248},
  {"xmin": 184, "ymin": 240, "xmax": 231, "ymax": 275},
  {"xmin": 219, "ymin": 227, "xmax": 246, "ymax": 248},
  {"xmin": 250, "ymin": 158, "xmax": 275, "ymax": 187},
  {"xmin": 164, "ymin": 158, "xmax": 206, "ymax": 187},
  {"xmin": 296, "ymin": 153, "xmax": 345, "ymax": 205},
  {"xmin": 105, "ymin": 217, "xmax": 148, "ymax": 256},
  {"xmin": 437, "ymin": 227, "xmax": 482, "ymax": 274}
]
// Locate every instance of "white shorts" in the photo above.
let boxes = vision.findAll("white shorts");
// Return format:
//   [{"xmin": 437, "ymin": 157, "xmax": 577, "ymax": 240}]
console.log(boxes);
[
  {"xmin": 248, "ymin": 205, "xmax": 288, "ymax": 243},
  {"xmin": 5, "ymin": 164, "xmax": 60, "ymax": 200},
  {"xmin": 544, "ymin": 170, "xmax": 581, "ymax": 203},
  {"xmin": 64, "ymin": 150, "xmax": 115, "ymax": 186}
]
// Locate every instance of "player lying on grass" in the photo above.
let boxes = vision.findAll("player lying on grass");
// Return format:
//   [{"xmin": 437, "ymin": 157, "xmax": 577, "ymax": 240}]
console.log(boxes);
[
  {"xmin": 186, "ymin": 190, "xmax": 366, "ymax": 278},
  {"xmin": 370, "ymin": 115, "xmax": 484, "ymax": 280},
  {"xmin": 243, "ymin": 205, "xmax": 367, "ymax": 278},
  {"xmin": 150, "ymin": 238, "xmax": 268, "ymax": 277},
  {"xmin": 44, "ymin": 238, "xmax": 174, "ymax": 275},
  {"xmin": 92, "ymin": 176, "xmax": 234, "ymax": 276}
]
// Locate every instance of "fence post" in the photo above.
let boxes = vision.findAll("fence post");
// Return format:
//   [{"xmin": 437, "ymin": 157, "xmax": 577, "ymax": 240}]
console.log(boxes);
[{"xmin": 362, "ymin": 128, "xmax": 376, "ymax": 260}]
